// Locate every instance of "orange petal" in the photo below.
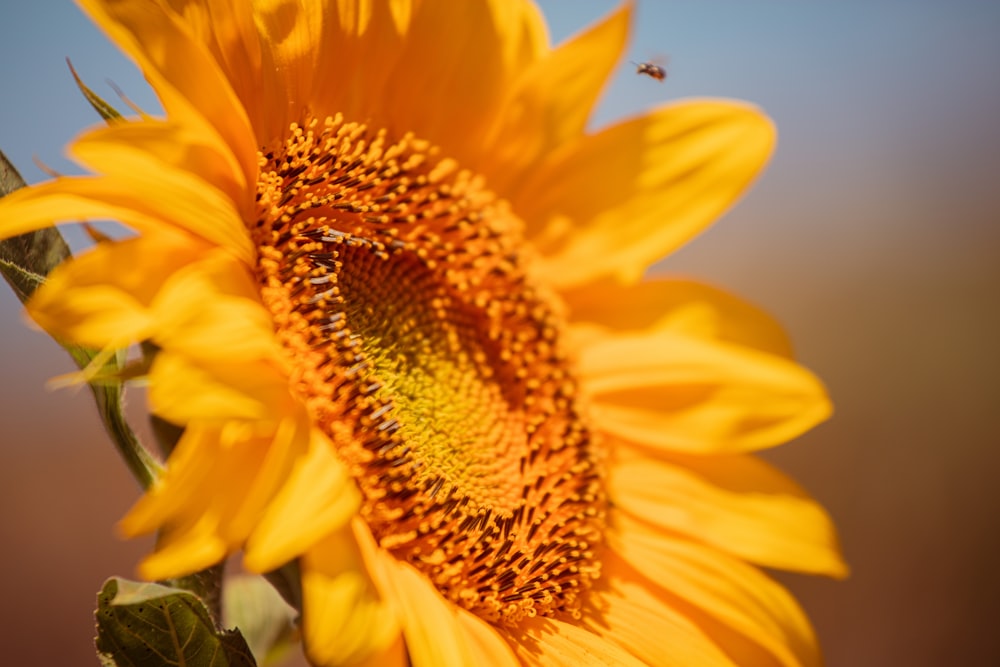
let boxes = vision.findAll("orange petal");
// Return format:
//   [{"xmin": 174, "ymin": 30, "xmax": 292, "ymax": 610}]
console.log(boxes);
[
  {"xmin": 580, "ymin": 329, "xmax": 830, "ymax": 453},
  {"xmin": 250, "ymin": 0, "xmax": 326, "ymax": 130},
  {"xmin": 610, "ymin": 512, "xmax": 821, "ymax": 667},
  {"xmin": 309, "ymin": 0, "xmax": 415, "ymax": 126},
  {"xmin": 183, "ymin": 0, "xmax": 278, "ymax": 141},
  {"xmin": 128, "ymin": 0, "xmax": 293, "ymax": 146},
  {"xmin": 380, "ymin": 0, "xmax": 547, "ymax": 169},
  {"xmin": 480, "ymin": 3, "xmax": 631, "ymax": 195},
  {"xmin": 564, "ymin": 276, "xmax": 793, "ymax": 359},
  {"xmin": 609, "ymin": 449, "xmax": 848, "ymax": 577},
  {"xmin": 483, "ymin": 0, "xmax": 549, "ymax": 71},
  {"xmin": 520, "ymin": 100, "xmax": 775, "ymax": 287},
  {"xmin": 191, "ymin": 0, "xmax": 264, "ymax": 111}
]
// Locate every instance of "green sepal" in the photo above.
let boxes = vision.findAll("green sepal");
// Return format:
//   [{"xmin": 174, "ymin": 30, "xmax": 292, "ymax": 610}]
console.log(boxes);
[
  {"xmin": 67, "ymin": 58, "xmax": 123, "ymax": 123},
  {"xmin": 95, "ymin": 577, "xmax": 257, "ymax": 667}
]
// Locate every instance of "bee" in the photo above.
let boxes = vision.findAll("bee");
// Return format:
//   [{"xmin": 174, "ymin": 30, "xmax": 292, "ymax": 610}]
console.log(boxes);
[{"xmin": 631, "ymin": 60, "xmax": 667, "ymax": 82}]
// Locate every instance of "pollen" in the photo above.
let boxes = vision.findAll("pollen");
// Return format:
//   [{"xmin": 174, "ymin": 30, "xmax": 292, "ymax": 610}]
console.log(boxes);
[{"xmin": 252, "ymin": 115, "xmax": 606, "ymax": 625}]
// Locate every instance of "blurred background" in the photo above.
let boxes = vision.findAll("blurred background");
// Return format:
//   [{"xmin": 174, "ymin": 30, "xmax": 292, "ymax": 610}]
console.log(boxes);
[{"xmin": 1, "ymin": 1, "xmax": 998, "ymax": 665}]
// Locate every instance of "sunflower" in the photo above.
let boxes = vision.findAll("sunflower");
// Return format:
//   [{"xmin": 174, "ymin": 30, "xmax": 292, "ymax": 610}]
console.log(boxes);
[{"xmin": 0, "ymin": 1, "xmax": 845, "ymax": 665}]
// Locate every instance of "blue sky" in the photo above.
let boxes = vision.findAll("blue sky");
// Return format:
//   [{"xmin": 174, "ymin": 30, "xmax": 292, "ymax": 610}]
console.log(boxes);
[{"xmin": 2, "ymin": 2, "xmax": 999, "ymax": 261}]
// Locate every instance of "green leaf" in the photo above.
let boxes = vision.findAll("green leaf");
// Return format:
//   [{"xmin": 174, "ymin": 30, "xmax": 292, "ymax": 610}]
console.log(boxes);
[
  {"xmin": 223, "ymin": 575, "xmax": 300, "ymax": 667},
  {"xmin": 0, "ymin": 147, "xmax": 28, "ymax": 197},
  {"xmin": 95, "ymin": 577, "xmax": 257, "ymax": 667},
  {"xmin": 0, "ymin": 151, "xmax": 71, "ymax": 301}
]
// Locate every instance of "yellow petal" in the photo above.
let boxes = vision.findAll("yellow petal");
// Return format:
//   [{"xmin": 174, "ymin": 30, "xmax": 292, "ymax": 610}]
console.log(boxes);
[
  {"xmin": 224, "ymin": 416, "xmax": 310, "ymax": 543},
  {"xmin": 72, "ymin": 120, "xmax": 247, "ymax": 212},
  {"xmin": 374, "ymin": 551, "xmax": 520, "ymax": 667},
  {"xmin": 610, "ymin": 512, "xmax": 820, "ymax": 667},
  {"xmin": 151, "ymin": 250, "xmax": 280, "ymax": 363},
  {"xmin": 484, "ymin": 0, "xmax": 549, "ymax": 71},
  {"xmin": 123, "ymin": 421, "xmax": 284, "ymax": 578},
  {"xmin": 137, "ymin": 513, "xmax": 229, "ymax": 581},
  {"xmin": 301, "ymin": 524, "xmax": 402, "ymax": 667},
  {"xmin": 68, "ymin": 127, "xmax": 255, "ymax": 262},
  {"xmin": 245, "ymin": 429, "xmax": 361, "ymax": 571},
  {"xmin": 564, "ymin": 276, "xmax": 794, "ymax": 359},
  {"xmin": 510, "ymin": 617, "xmax": 650, "ymax": 667},
  {"xmin": 25, "ymin": 233, "xmax": 203, "ymax": 348},
  {"xmin": 520, "ymin": 100, "xmax": 775, "ymax": 287},
  {"xmin": 77, "ymin": 0, "xmax": 257, "ymax": 183},
  {"xmin": 0, "ymin": 175, "xmax": 188, "ymax": 244},
  {"xmin": 155, "ymin": 293, "xmax": 276, "ymax": 363},
  {"xmin": 27, "ymin": 236, "xmax": 275, "ymax": 360},
  {"xmin": 148, "ymin": 352, "xmax": 296, "ymax": 425},
  {"xmin": 120, "ymin": 423, "xmax": 224, "ymax": 537},
  {"xmin": 0, "ymin": 126, "xmax": 253, "ymax": 263},
  {"xmin": 582, "ymin": 558, "xmax": 740, "ymax": 667},
  {"xmin": 480, "ymin": 3, "xmax": 631, "ymax": 194},
  {"xmin": 609, "ymin": 449, "xmax": 848, "ymax": 577},
  {"xmin": 580, "ymin": 329, "xmax": 830, "ymax": 453},
  {"xmin": 122, "ymin": 417, "xmax": 315, "ymax": 579}
]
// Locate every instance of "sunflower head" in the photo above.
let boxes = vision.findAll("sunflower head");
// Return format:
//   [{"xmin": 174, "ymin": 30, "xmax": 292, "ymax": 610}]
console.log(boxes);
[{"xmin": 0, "ymin": 1, "xmax": 844, "ymax": 665}]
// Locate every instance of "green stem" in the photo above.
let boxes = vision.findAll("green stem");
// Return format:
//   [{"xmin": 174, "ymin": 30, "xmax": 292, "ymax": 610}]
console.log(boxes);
[{"xmin": 63, "ymin": 347, "xmax": 162, "ymax": 489}]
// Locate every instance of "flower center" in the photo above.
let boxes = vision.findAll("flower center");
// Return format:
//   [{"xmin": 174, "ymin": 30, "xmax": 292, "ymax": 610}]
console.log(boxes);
[{"xmin": 252, "ymin": 115, "xmax": 605, "ymax": 625}]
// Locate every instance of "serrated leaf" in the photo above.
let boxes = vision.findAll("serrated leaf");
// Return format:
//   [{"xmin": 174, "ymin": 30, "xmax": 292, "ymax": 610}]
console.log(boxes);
[{"xmin": 96, "ymin": 577, "xmax": 257, "ymax": 667}]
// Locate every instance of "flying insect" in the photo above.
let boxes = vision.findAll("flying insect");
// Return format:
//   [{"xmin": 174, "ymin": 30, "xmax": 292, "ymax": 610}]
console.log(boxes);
[{"xmin": 631, "ymin": 60, "xmax": 667, "ymax": 82}]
